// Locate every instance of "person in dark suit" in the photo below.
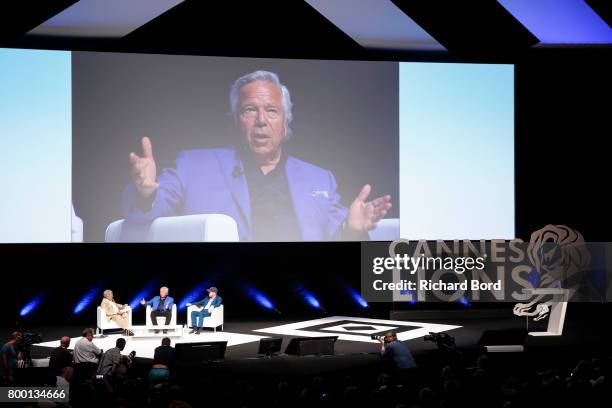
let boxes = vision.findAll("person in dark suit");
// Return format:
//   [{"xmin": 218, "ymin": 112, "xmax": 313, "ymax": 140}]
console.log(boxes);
[
  {"xmin": 186, "ymin": 287, "xmax": 222, "ymax": 334},
  {"xmin": 140, "ymin": 286, "xmax": 175, "ymax": 333},
  {"xmin": 49, "ymin": 336, "xmax": 73, "ymax": 376}
]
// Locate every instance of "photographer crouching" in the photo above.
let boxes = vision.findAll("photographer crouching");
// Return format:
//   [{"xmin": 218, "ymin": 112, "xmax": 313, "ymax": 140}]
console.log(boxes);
[{"xmin": 376, "ymin": 331, "xmax": 417, "ymax": 370}]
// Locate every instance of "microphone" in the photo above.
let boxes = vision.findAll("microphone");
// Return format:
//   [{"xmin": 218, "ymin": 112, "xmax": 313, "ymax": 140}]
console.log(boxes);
[{"xmin": 232, "ymin": 165, "xmax": 243, "ymax": 178}]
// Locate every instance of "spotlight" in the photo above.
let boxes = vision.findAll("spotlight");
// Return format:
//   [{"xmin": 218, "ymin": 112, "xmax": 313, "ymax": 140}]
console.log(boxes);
[
  {"xmin": 130, "ymin": 284, "xmax": 156, "ymax": 309},
  {"xmin": 296, "ymin": 287, "xmax": 323, "ymax": 311},
  {"xmin": 245, "ymin": 286, "xmax": 280, "ymax": 313},
  {"xmin": 347, "ymin": 287, "xmax": 368, "ymax": 308},
  {"xmin": 400, "ymin": 290, "xmax": 417, "ymax": 305},
  {"xmin": 458, "ymin": 297, "xmax": 471, "ymax": 307},
  {"xmin": 305, "ymin": 294, "xmax": 320, "ymax": 308},
  {"xmin": 19, "ymin": 294, "xmax": 45, "ymax": 317},
  {"xmin": 74, "ymin": 287, "xmax": 101, "ymax": 315},
  {"xmin": 178, "ymin": 283, "xmax": 209, "ymax": 311}
]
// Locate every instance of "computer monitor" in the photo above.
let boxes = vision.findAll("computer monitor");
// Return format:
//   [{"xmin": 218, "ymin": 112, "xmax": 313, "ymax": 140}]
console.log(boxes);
[
  {"xmin": 175, "ymin": 341, "xmax": 228, "ymax": 366},
  {"xmin": 257, "ymin": 337, "xmax": 283, "ymax": 357},
  {"xmin": 284, "ymin": 336, "xmax": 338, "ymax": 356}
]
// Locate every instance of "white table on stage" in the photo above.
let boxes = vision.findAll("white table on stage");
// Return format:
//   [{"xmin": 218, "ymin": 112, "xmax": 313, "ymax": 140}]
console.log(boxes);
[{"xmin": 129, "ymin": 324, "xmax": 184, "ymax": 338}]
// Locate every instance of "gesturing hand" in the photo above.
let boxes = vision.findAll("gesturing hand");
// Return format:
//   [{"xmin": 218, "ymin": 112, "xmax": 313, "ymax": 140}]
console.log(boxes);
[
  {"xmin": 347, "ymin": 184, "xmax": 392, "ymax": 232},
  {"xmin": 129, "ymin": 136, "xmax": 159, "ymax": 198}
]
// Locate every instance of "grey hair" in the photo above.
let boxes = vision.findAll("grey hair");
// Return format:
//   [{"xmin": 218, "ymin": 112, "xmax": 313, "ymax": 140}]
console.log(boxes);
[
  {"xmin": 103, "ymin": 289, "xmax": 112, "ymax": 299},
  {"xmin": 160, "ymin": 286, "xmax": 169, "ymax": 292},
  {"xmin": 229, "ymin": 70, "xmax": 293, "ymax": 139}
]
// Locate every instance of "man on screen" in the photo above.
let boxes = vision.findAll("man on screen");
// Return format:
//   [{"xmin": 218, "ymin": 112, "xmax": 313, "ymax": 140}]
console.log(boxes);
[{"xmin": 124, "ymin": 70, "xmax": 392, "ymax": 241}]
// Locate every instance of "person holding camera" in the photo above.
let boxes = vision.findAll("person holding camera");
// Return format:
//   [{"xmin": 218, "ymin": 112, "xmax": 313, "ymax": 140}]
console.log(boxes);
[{"xmin": 378, "ymin": 331, "xmax": 417, "ymax": 369}]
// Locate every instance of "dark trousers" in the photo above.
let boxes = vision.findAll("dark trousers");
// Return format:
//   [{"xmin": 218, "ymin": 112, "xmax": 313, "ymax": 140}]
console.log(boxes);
[
  {"xmin": 73, "ymin": 362, "xmax": 98, "ymax": 384},
  {"xmin": 150, "ymin": 310, "xmax": 172, "ymax": 326}
]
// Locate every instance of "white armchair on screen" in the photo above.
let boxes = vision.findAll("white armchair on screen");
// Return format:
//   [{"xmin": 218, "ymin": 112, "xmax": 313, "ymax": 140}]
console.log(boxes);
[
  {"xmin": 96, "ymin": 306, "xmax": 132, "ymax": 334},
  {"xmin": 71, "ymin": 204, "xmax": 83, "ymax": 243},
  {"xmin": 186, "ymin": 304, "xmax": 224, "ymax": 332},
  {"xmin": 105, "ymin": 214, "xmax": 239, "ymax": 242},
  {"xmin": 145, "ymin": 304, "xmax": 177, "ymax": 327},
  {"xmin": 368, "ymin": 218, "xmax": 400, "ymax": 241}
]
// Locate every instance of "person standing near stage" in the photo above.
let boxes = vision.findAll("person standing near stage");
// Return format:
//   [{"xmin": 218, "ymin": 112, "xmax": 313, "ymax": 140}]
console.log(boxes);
[
  {"xmin": 140, "ymin": 286, "xmax": 174, "ymax": 334},
  {"xmin": 186, "ymin": 287, "xmax": 222, "ymax": 334},
  {"xmin": 0, "ymin": 331, "xmax": 22, "ymax": 385}
]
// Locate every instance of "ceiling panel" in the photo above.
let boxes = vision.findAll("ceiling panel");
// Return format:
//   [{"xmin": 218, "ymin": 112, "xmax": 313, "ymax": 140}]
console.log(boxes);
[
  {"xmin": 27, "ymin": 0, "xmax": 185, "ymax": 38},
  {"xmin": 305, "ymin": 0, "xmax": 445, "ymax": 51},
  {"xmin": 498, "ymin": 0, "xmax": 612, "ymax": 44}
]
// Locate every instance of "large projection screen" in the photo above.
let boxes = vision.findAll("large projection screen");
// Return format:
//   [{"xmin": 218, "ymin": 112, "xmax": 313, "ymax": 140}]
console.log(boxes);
[{"xmin": 0, "ymin": 48, "xmax": 514, "ymax": 243}]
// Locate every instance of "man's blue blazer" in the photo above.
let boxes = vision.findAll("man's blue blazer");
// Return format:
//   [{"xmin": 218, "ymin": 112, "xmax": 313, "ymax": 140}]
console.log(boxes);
[
  {"xmin": 193, "ymin": 295, "xmax": 222, "ymax": 309},
  {"xmin": 123, "ymin": 147, "xmax": 348, "ymax": 241},
  {"xmin": 144, "ymin": 296, "xmax": 174, "ymax": 311}
]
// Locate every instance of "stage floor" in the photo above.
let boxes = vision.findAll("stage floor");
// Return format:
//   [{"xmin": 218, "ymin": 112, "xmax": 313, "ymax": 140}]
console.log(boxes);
[
  {"xmin": 34, "ymin": 315, "xmax": 461, "ymax": 360},
  {"xmin": 26, "ymin": 305, "xmax": 611, "ymax": 377}
]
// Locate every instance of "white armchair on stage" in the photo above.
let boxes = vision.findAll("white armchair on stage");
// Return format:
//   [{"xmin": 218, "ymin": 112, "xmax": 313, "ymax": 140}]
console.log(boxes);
[
  {"xmin": 145, "ymin": 304, "xmax": 177, "ymax": 327},
  {"xmin": 187, "ymin": 305, "xmax": 224, "ymax": 332},
  {"xmin": 96, "ymin": 306, "xmax": 132, "ymax": 334}
]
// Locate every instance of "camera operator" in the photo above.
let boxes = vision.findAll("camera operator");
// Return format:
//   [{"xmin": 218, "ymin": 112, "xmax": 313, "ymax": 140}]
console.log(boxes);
[{"xmin": 377, "ymin": 331, "xmax": 417, "ymax": 370}]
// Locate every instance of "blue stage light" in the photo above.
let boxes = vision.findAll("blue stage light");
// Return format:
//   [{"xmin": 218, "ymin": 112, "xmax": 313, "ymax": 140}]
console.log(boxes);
[
  {"xmin": 178, "ymin": 283, "xmax": 209, "ymax": 311},
  {"xmin": 74, "ymin": 287, "xmax": 101, "ymax": 315},
  {"xmin": 245, "ymin": 286, "xmax": 275, "ymax": 310},
  {"xmin": 19, "ymin": 294, "xmax": 45, "ymax": 317},
  {"xmin": 303, "ymin": 292, "xmax": 321, "ymax": 309},
  {"xmin": 129, "ymin": 284, "xmax": 156, "ymax": 309},
  {"xmin": 296, "ymin": 286, "xmax": 323, "ymax": 310},
  {"xmin": 399, "ymin": 289, "xmax": 417, "ymax": 304},
  {"xmin": 458, "ymin": 297, "xmax": 471, "ymax": 307},
  {"xmin": 347, "ymin": 287, "xmax": 368, "ymax": 308}
]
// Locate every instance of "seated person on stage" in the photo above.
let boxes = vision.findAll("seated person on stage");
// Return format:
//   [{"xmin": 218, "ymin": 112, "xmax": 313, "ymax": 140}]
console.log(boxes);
[
  {"xmin": 140, "ymin": 286, "xmax": 174, "ymax": 334},
  {"xmin": 49, "ymin": 336, "xmax": 73, "ymax": 376},
  {"xmin": 186, "ymin": 286, "xmax": 222, "ymax": 334},
  {"xmin": 150, "ymin": 337, "xmax": 176, "ymax": 387},
  {"xmin": 100, "ymin": 289, "xmax": 134, "ymax": 336}
]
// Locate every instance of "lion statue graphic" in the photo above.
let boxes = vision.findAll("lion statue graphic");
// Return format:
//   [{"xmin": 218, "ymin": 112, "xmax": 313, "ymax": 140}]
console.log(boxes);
[{"xmin": 513, "ymin": 224, "xmax": 591, "ymax": 321}]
